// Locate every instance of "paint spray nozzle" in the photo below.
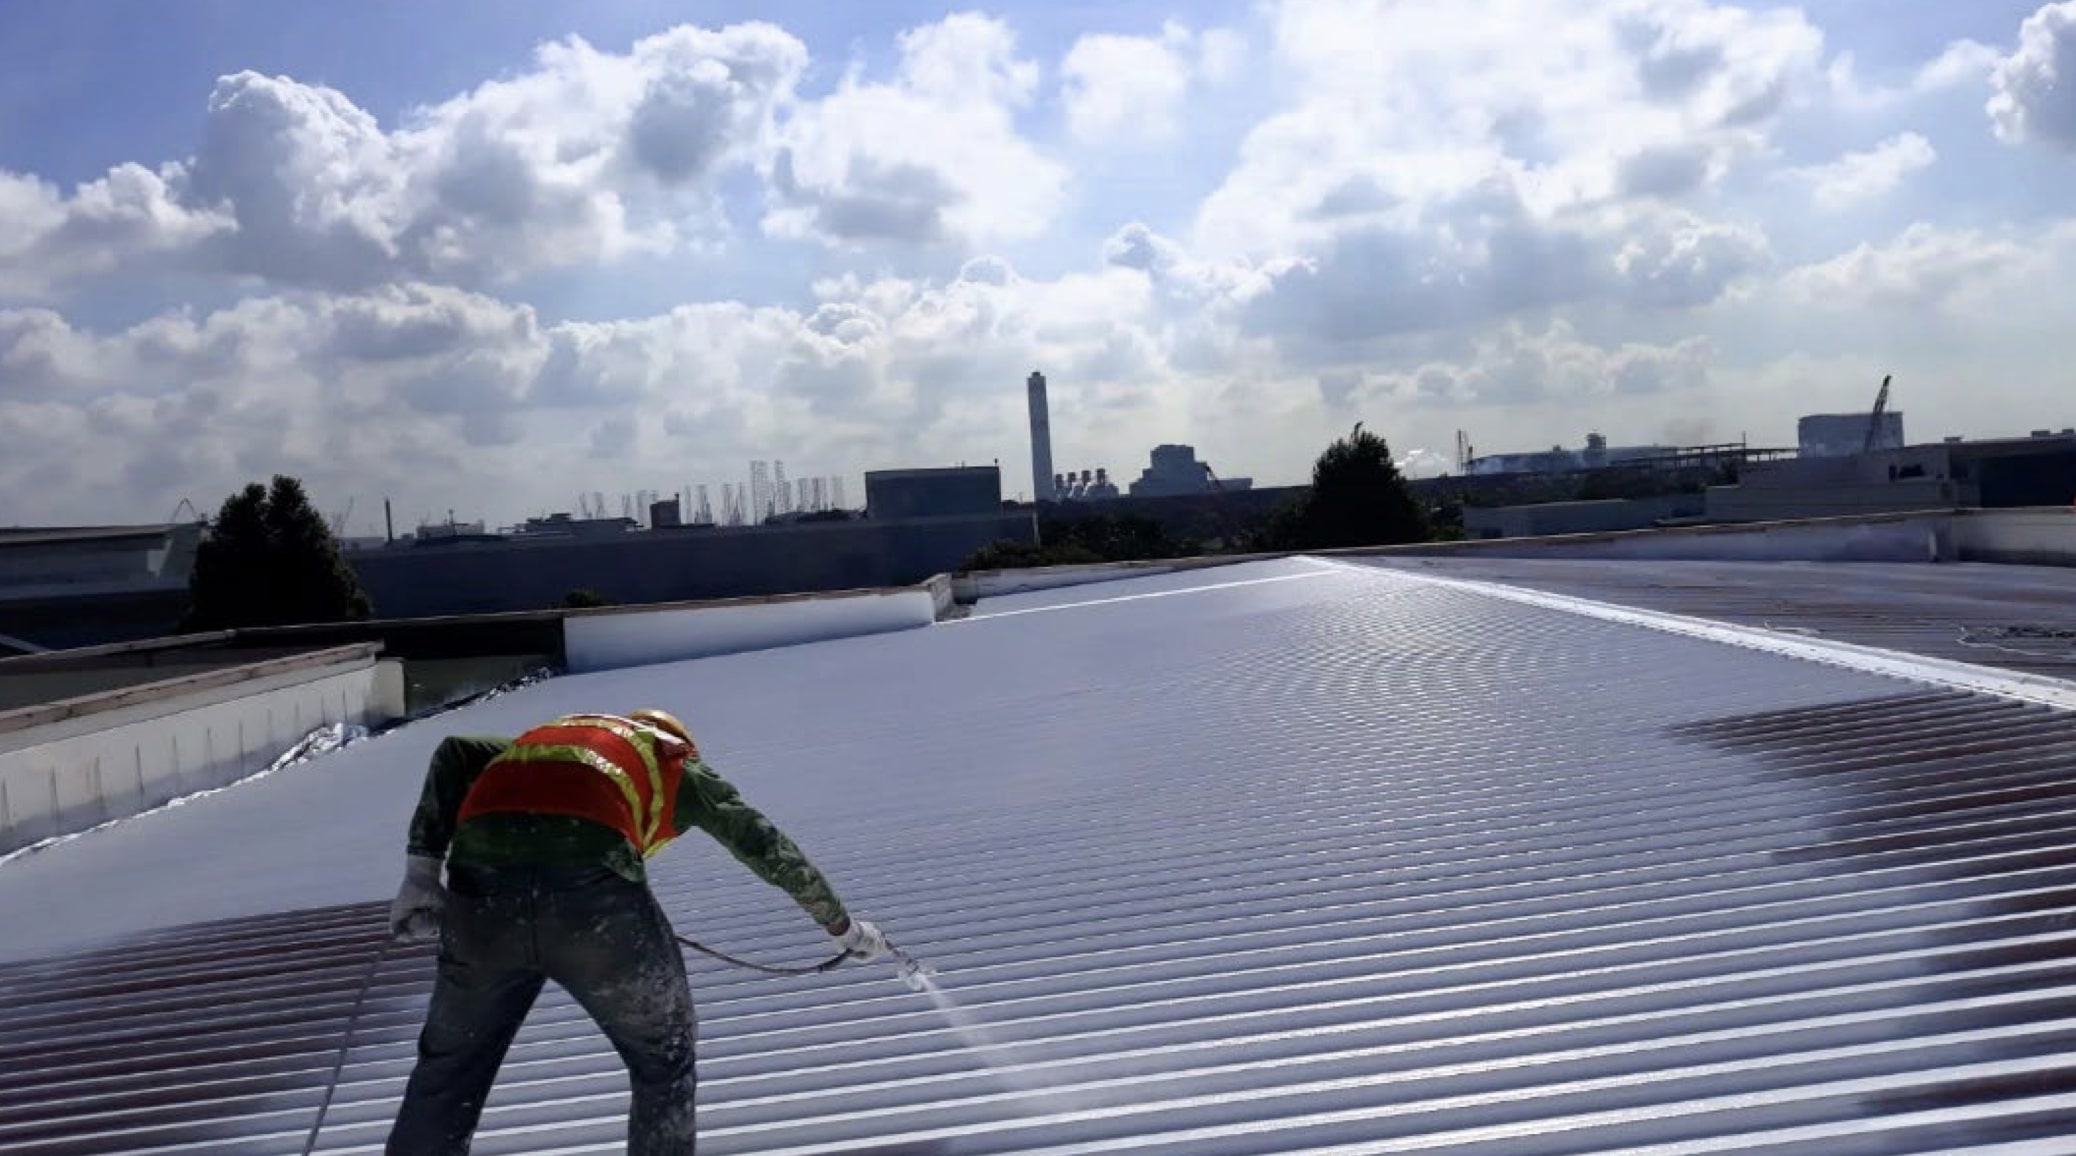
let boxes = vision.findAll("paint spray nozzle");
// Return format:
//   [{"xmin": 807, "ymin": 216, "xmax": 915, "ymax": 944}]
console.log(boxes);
[{"xmin": 887, "ymin": 941, "xmax": 937, "ymax": 993}]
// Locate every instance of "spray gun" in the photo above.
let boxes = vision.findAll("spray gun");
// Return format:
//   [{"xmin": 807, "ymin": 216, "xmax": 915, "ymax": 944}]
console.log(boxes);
[{"xmin": 885, "ymin": 936, "xmax": 938, "ymax": 992}]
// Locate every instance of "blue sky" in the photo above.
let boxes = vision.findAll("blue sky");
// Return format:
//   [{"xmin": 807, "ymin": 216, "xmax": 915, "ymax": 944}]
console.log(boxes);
[{"xmin": 1, "ymin": 0, "xmax": 2073, "ymax": 531}]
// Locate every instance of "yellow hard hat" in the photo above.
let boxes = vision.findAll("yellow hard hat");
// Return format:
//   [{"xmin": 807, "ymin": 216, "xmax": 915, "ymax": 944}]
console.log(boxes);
[{"xmin": 629, "ymin": 708, "xmax": 693, "ymax": 748}]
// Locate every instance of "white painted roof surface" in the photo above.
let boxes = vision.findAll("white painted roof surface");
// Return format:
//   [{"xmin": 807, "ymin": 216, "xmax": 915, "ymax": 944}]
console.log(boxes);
[{"xmin": 3, "ymin": 558, "xmax": 2076, "ymax": 1154}]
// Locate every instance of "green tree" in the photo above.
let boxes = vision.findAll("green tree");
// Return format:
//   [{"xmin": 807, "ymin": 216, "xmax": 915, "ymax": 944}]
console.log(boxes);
[
  {"xmin": 958, "ymin": 538, "xmax": 1104, "ymax": 572},
  {"xmin": 183, "ymin": 475, "xmax": 374, "ymax": 630},
  {"xmin": 1041, "ymin": 513, "xmax": 1195, "ymax": 562},
  {"xmin": 561, "ymin": 588, "xmax": 612, "ymax": 608},
  {"xmin": 1253, "ymin": 422, "xmax": 1430, "ymax": 550}
]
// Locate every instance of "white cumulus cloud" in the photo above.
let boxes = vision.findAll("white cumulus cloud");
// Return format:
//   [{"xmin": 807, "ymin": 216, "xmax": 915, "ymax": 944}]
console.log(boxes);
[
  {"xmin": 1786, "ymin": 132, "xmax": 1937, "ymax": 211},
  {"xmin": 1060, "ymin": 22, "xmax": 1239, "ymax": 146},
  {"xmin": 1322, "ymin": 319, "xmax": 1717, "ymax": 410},
  {"xmin": 761, "ymin": 13, "xmax": 1066, "ymax": 248},
  {"xmin": 1991, "ymin": 1, "xmax": 2076, "ymax": 149},
  {"xmin": 0, "ymin": 22, "xmax": 809, "ymax": 296}
]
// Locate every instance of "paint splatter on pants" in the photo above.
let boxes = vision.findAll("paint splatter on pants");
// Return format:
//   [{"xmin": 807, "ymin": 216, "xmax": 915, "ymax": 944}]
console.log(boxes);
[{"xmin": 385, "ymin": 864, "xmax": 698, "ymax": 1154}]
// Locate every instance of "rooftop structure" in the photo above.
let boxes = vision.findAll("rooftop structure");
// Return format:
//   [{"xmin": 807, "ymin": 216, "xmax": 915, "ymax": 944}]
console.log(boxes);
[{"xmin": 4, "ymin": 550, "xmax": 2075, "ymax": 1152}]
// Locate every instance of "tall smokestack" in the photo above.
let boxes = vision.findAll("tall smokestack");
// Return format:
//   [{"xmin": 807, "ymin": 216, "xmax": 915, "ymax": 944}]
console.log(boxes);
[{"xmin": 1027, "ymin": 370, "xmax": 1055, "ymax": 503}]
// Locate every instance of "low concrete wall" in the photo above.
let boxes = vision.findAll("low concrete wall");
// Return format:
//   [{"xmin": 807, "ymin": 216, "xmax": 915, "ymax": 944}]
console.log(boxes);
[
  {"xmin": 950, "ymin": 551, "xmax": 1317, "ymax": 603},
  {"xmin": 1451, "ymin": 515, "xmax": 1945, "ymax": 563},
  {"xmin": 563, "ymin": 587, "xmax": 939, "ymax": 673},
  {"xmin": 924, "ymin": 574, "xmax": 956, "ymax": 620},
  {"xmin": 0, "ymin": 646, "xmax": 405, "ymax": 854},
  {"xmin": 1705, "ymin": 479, "xmax": 1963, "ymax": 523},
  {"xmin": 1951, "ymin": 507, "xmax": 2076, "ymax": 566},
  {"xmin": 954, "ymin": 562, "xmax": 1183, "ymax": 602},
  {"xmin": 1465, "ymin": 494, "xmax": 1704, "ymax": 540}
]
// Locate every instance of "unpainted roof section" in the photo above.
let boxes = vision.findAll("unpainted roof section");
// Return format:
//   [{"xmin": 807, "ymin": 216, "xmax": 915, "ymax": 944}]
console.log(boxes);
[{"xmin": 2, "ymin": 557, "xmax": 2074, "ymax": 1154}]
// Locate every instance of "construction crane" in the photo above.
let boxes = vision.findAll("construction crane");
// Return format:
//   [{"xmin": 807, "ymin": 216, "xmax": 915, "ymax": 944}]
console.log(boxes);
[
  {"xmin": 1862, "ymin": 374, "xmax": 1892, "ymax": 453},
  {"xmin": 327, "ymin": 497, "xmax": 355, "ymax": 538}
]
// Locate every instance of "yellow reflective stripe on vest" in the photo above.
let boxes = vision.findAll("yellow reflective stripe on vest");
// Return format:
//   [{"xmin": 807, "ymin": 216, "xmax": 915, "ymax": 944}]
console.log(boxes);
[
  {"xmin": 552, "ymin": 713, "xmax": 670, "ymax": 850},
  {"xmin": 494, "ymin": 742, "xmax": 647, "ymax": 835}
]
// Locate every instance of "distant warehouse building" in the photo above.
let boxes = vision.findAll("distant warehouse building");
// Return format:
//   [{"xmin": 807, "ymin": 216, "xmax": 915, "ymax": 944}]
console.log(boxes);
[
  {"xmin": 0, "ymin": 524, "xmax": 204, "ymax": 651},
  {"xmin": 864, "ymin": 465, "xmax": 1004, "ymax": 520},
  {"xmin": 1708, "ymin": 430, "xmax": 2076, "ymax": 522},
  {"xmin": 341, "ymin": 509, "xmax": 1035, "ymax": 618},
  {"xmin": 1799, "ymin": 410, "xmax": 1905, "ymax": 457}
]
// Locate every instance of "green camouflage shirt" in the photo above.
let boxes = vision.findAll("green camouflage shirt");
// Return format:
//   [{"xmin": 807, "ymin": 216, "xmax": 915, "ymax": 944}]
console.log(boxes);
[{"xmin": 405, "ymin": 733, "xmax": 849, "ymax": 929}]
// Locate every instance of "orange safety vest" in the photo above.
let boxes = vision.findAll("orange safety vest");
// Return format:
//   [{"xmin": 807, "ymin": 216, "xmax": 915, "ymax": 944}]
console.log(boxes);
[{"xmin": 457, "ymin": 713, "xmax": 690, "ymax": 857}]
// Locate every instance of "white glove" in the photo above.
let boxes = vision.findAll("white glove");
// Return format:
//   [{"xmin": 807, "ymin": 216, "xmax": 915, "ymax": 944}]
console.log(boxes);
[
  {"xmin": 389, "ymin": 854, "xmax": 445, "ymax": 944},
  {"xmin": 834, "ymin": 917, "xmax": 890, "ymax": 961}
]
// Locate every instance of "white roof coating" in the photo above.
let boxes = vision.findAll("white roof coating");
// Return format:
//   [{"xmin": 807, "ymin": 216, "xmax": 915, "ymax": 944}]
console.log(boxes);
[{"xmin": 3, "ymin": 557, "xmax": 2076, "ymax": 1154}]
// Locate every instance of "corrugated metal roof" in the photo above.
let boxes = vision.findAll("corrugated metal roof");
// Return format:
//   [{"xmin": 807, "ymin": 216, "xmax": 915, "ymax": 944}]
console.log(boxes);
[
  {"xmin": 1363, "ymin": 556, "xmax": 2076, "ymax": 683},
  {"xmin": 3, "ymin": 558, "xmax": 2075, "ymax": 1154}
]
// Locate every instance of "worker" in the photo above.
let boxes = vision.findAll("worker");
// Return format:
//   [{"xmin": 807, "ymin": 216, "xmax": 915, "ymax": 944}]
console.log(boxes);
[{"xmin": 381, "ymin": 708, "xmax": 887, "ymax": 1155}]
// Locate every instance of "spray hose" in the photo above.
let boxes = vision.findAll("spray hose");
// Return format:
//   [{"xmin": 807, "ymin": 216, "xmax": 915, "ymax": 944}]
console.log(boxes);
[
  {"xmin": 299, "ymin": 934, "xmax": 394, "ymax": 1156},
  {"xmin": 674, "ymin": 932, "xmax": 936, "ymax": 989},
  {"xmin": 673, "ymin": 933, "xmax": 849, "ymax": 975}
]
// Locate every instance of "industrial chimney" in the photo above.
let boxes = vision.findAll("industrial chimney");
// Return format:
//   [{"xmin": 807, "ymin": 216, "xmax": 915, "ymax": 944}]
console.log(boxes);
[{"xmin": 1027, "ymin": 370, "xmax": 1056, "ymax": 502}]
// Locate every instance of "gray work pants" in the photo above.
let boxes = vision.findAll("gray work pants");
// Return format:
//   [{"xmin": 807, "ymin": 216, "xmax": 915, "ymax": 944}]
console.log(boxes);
[{"xmin": 384, "ymin": 863, "xmax": 698, "ymax": 1154}]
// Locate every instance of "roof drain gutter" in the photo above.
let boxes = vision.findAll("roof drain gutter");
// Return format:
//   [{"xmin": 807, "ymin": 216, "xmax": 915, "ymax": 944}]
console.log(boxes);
[{"xmin": 1307, "ymin": 556, "xmax": 2076, "ymax": 714}]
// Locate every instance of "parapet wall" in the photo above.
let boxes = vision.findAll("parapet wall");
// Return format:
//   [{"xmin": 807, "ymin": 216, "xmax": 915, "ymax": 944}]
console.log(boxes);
[
  {"xmin": 0, "ymin": 575, "xmax": 960, "ymax": 854},
  {"xmin": 0, "ymin": 645, "xmax": 404, "ymax": 855},
  {"xmin": 563, "ymin": 586, "xmax": 939, "ymax": 673},
  {"xmin": 1949, "ymin": 508, "xmax": 2076, "ymax": 566},
  {"xmin": 1337, "ymin": 507, "xmax": 2075, "ymax": 566},
  {"xmin": 1366, "ymin": 511, "xmax": 1953, "ymax": 564}
]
